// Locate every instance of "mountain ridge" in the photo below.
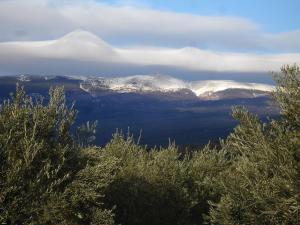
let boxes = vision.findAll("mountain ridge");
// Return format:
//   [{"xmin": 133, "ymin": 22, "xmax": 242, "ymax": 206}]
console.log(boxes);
[
  {"xmin": 13, "ymin": 73, "xmax": 275, "ymax": 100},
  {"xmin": 74, "ymin": 74, "xmax": 275, "ymax": 99}
]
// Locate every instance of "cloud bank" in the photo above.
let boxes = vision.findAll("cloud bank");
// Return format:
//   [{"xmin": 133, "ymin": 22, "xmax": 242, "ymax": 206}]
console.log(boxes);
[
  {"xmin": 0, "ymin": 0, "xmax": 299, "ymax": 52},
  {"xmin": 0, "ymin": 30, "xmax": 299, "ymax": 76},
  {"xmin": 0, "ymin": 0, "xmax": 299, "ymax": 78}
]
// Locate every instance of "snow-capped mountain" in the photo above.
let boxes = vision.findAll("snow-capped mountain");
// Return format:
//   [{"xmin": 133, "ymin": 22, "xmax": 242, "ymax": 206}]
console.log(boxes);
[
  {"xmin": 0, "ymin": 74, "xmax": 279, "ymax": 146},
  {"xmin": 77, "ymin": 74, "xmax": 274, "ymax": 99},
  {"xmin": 17, "ymin": 75, "xmax": 31, "ymax": 82}
]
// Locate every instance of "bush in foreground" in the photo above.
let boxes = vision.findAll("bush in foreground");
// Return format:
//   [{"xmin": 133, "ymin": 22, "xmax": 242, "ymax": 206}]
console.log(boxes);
[
  {"xmin": 209, "ymin": 65, "xmax": 300, "ymax": 224},
  {"xmin": 0, "ymin": 65, "xmax": 299, "ymax": 225},
  {"xmin": 0, "ymin": 86, "xmax": 116, "ymax": 225}
]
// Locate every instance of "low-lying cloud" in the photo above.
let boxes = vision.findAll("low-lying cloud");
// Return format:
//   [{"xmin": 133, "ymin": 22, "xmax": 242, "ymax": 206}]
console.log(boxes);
[
  {"xmin": 0, "ymin": 30, "xmax": 299, "ymax": 76},
  {"xmin": 0, "ymin": 0, "xmax": 299, "ymax": 79}
]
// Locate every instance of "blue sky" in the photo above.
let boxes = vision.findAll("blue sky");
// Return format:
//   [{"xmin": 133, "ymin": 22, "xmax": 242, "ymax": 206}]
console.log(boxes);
[{"xmin": 101, "ymin": 0, "xmax": 300, "ymax": 32}]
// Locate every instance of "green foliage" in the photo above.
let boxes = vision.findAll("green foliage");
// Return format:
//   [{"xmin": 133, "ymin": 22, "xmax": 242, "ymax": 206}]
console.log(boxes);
[
  {"xmin": 58, "ymin": 148, "xmax": 118, "ymax": 225},
  {"xmin": 188, "ymin": 146, "xmax": 229, "ymax": 224},
  {"xmin": 210, "ymin": 109, "xmax": 299, "ymax": 224},
  {"xmin": 209, "ymin": 65, "xmax": 300, "ymax": 225},
  {"xmin": 100, "ymin": 133, "xmax": 224, "ymax": 225},
  {"xmin": 273, "ymin": 64, "xmax": 300, "ymax": 131},
  {"xmin": 1, "ymin": 64, "xmax": 299, "ymax": 225},
  {"xmin": 0, "ymin": 85, "xmax": 77, "ymax": 224},
  {"xmin": 0, "ymin": 85, "xmax": 116, "ymax": 225},
  {"xmin": 101, "ymin": 133, "xmax": 190, "ymax": 225}
]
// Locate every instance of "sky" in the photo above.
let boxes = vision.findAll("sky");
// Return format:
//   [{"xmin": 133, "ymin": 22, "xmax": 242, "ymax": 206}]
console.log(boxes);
[
  {"xmin": 101, "ymin": 0, "xmax": 300, "ymax": 32},
  {"xmin": 0, "ymin": 0, "xmax": 299, "ymax": 81}
]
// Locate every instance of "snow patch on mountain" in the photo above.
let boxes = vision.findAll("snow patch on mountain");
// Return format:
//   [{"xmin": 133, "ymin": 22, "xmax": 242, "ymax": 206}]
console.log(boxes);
[
  {"xmin": 77, "ymin": 74, "xmax": 275, "ymax": 97},
  {"xmin": 106, "ymin": 75, "xmax": 186, "ymax": 92},
  {"xmin": 17, "ymin": 75, "xmax": 31, "ymax": 82},
  {"xmin": 190, "ymin": 80, "xmax": 274, "ymax": 96}
]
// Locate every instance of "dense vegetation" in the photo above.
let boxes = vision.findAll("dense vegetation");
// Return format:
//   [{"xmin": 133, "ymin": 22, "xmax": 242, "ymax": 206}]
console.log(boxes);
[{"xmin": 0, "ymin": 65, "xmax": 299, "ymax": 224}]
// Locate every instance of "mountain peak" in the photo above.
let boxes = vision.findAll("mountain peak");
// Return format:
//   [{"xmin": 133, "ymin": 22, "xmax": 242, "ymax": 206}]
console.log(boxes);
[
  {"xmin": 58, "ymin": 30, "xmax": 111, "ymax": 47},
  {"xmin": 51, "ymin": 30, "xmax": 116, "ymax": 58}
]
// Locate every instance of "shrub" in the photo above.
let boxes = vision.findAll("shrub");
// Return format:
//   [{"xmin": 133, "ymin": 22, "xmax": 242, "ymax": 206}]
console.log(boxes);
[
  {"xmin": 101, "ymin": 133, "xmax": 192, "ymax": 225},
  {"xmin": 0, "ymin": 86, "xmax": 116, "ymax": 225},
  {"xmin": 209, "ymin": 65, "xmax": 300, "ymax": 225}
]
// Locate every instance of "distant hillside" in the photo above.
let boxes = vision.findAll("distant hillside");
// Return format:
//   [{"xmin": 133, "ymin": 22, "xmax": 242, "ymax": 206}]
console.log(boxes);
[{"xmin": 0, "ymin": 75, "xmax": 279, "ymax": 146}]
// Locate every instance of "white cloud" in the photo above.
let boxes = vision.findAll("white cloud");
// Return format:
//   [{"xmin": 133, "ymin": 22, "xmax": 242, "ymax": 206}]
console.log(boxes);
[
  {"xmin": 0, "ymin": 30, "xmax": 299, "ymax": 76},
  {"xmin": 0, "ymin": 0, "xmax": 299, "ymax": 77},
  {"xmin": 0, "ymin": 0, "xmax": 299, "ymax": 52},
  {"xmin": 0, "ymin": 0, "xmax": 76, "ymax": 41},
  {"xmin": 59, "ymin": 2, "xmax": 260, "ymax": 49},
  {"xmin": 262, "ymin": 30, "xmax": 300, "ymax": 52}
]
